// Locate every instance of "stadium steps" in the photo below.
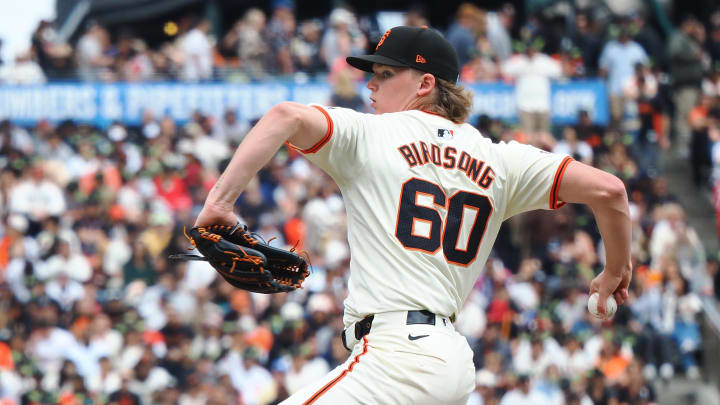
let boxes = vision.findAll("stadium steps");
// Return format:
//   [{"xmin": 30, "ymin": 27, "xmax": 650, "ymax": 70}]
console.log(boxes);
[
  {"xmin": 659, "ymin": 152, "xmax": 720, "ymax": 405},
  {"xmin": 655, "ymin": 376, "xmax": 720, "ymax": 405},
  {"xmin": 660, "ymin": 153, "xmax": 718, "ymax": 252}
]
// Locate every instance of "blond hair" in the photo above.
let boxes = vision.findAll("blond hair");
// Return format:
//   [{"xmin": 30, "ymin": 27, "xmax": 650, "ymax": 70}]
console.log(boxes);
[{"xmin": 422, "ymin": 77, "xmax": 474, "ymax": 123}]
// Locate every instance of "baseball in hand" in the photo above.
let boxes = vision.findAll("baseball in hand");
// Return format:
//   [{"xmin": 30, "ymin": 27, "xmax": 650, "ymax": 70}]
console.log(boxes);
[{"xmin": 587, "ymin": 292, "xmax": 617, "ymax": 320}]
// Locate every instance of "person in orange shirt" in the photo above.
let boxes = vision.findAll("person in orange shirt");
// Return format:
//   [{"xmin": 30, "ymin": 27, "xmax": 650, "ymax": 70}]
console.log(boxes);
[
  {"xmin": 0, "ymin": 342, "xmax": 13, "ymax": 371},
  {"xmin": 598, "ymin": 337, "xmax": 630, "ymax": 384},
  {"xmin": 0, "ymin": 215, "xmax": 29, "ymax": 272}
]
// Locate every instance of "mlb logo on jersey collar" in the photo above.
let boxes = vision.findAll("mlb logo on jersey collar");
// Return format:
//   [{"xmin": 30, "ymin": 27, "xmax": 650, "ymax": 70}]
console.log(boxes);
[{"xmin": 437, "ymin": 128, "xmax": 454, "ymax": 140}]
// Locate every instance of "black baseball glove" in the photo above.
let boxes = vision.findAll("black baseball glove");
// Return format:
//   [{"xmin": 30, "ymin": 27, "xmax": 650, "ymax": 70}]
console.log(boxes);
[{"xmin": 170, "ymin": 223, "xmax": 309, "ymax": 294}]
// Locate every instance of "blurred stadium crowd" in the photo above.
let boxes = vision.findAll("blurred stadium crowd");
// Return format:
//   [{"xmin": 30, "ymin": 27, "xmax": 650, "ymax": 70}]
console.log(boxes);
[{"xmin": 1, "ymin": 1, "xmax": 720, "ymax": 405}]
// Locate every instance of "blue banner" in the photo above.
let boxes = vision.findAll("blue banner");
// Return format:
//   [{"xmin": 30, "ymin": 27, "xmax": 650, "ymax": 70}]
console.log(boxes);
[{"xmin": 0, "ymin": 80, "xmax": 608, "ymax": 127}]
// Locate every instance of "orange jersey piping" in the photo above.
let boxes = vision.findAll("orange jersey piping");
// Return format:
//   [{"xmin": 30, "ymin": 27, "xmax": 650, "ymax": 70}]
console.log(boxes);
[
  {"xmin": 286, "ymin": 105, "xmax": 334, "ymax": 154},
  {"xmin": 550, "ymin": 156, "xmax": 574, "ymax": 209},
  {"xmin": 302, "ymin": 336, "xmax": 369, "ymax": 404}
]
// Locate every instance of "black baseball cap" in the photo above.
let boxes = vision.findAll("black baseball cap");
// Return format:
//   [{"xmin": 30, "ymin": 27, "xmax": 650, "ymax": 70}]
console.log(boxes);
[{"xmin": 346, "ymin": 26, "xmax": 460, "ymax": 83}]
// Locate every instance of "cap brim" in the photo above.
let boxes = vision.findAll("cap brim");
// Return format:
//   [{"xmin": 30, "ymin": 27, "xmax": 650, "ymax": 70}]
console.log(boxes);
[{"xmin": 346, "ymin": 54, "xmax": 408, "ymax": 73}]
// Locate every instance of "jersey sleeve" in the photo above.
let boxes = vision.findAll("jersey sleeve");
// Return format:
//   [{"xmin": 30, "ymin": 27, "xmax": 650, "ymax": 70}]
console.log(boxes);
[
  {"xmin": 498, "ymin": 141, "xmax": 573, "ymax": 220},
  {"xmin": 287, "ymin": 105, "xmax": 368, "ymax": 184}
]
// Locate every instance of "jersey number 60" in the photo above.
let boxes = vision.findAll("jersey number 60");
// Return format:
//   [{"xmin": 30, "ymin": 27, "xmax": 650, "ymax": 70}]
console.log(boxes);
[{"xmin": 395, "ymin": 178, "xmax": 493, "ymax": 266}]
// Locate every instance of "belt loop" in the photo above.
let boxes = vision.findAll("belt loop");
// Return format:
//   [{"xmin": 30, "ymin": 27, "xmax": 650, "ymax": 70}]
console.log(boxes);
[
  {"xmin": 342, "ymin": 315, "xmax": 374, "ymax": 352},
  {"xmin": 341, "ymin": 329, "xmax": 350, "ymax": 350},
  {"xmin": 355, "ymin": 315, "xmax": 374, "ymax": 339}
]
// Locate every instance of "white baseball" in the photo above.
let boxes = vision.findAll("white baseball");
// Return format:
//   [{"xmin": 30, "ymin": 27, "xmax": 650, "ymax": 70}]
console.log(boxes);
[{"xmin": 587, "ymin": 292, "xmax": 617, "ymax": 320}]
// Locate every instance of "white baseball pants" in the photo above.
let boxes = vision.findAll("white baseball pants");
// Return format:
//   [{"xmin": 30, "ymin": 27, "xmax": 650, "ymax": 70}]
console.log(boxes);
[{"xmin": 280, "ymin": 311, "xmax": 475, "ymax": 405}]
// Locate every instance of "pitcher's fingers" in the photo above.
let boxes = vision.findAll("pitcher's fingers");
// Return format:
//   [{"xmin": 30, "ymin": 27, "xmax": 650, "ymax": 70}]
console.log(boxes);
[
  {"xmin": 597, "ymin": 291, "xmax": 609, "ymax": 317},
  {"xmin": 613, "ymin": 290, "xmax": 625, "ymax": 306}
]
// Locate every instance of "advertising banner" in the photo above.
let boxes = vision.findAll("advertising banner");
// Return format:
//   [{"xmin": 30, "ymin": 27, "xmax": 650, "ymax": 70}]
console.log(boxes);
[{"xmin": 0, "ymin": 80, "xmax": 608, "ymax": 127}]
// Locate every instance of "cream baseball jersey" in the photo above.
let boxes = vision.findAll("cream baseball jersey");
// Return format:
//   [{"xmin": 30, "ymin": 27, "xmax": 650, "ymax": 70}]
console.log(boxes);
[{"xmin": 294, "ymin": 105, "xmax": 572, "ymax": 327}]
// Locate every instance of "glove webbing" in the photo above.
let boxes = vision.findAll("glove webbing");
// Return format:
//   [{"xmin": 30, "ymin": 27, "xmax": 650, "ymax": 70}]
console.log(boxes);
[{"xmin": 183, "ymin": 226, "xmax": 266, "ymax": 269}]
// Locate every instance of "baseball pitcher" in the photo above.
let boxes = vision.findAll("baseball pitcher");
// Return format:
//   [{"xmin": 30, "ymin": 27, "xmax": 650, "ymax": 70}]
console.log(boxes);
[{"xmin": 192, "ymin": 26, "xmax": 632, "ymax": 405}]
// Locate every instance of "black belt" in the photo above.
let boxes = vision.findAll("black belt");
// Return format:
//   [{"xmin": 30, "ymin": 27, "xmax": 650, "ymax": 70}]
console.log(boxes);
[{"xmin": 341, "ymin": 310, "xmax": 437, "ymax": 350}]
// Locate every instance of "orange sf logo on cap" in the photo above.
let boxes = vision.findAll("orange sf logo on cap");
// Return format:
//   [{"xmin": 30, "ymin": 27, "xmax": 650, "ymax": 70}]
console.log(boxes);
[{"xmin": 376, "ymin": 29, "xmax": 391, "ymax": 51}]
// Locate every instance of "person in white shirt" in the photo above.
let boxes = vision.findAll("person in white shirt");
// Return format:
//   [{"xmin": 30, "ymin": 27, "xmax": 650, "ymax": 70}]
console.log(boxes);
[
  {"xmin": 8, "ymin": 164, "xmax": 66, "ymax": 229},
  {"xmin": 128, "ymin": 354, "xmax": 176, "ymax": 405},
  {"xmin": 88, "ymin": 314, "xmax": 124, "ymax": 360},
  {"xmin": 284, "ymin": 346, "xmax": 330, "ymax": 395},
  {"xmin": 86, "ymin": 357, "xmax": 122, "ymax": 396},
  {"xmin": 36, "ymin": 131, "xmax": 75, "ymax": 162},
  {"xmin": 485, "ymin": 5, "xmax": 515, "ymax": 62},
  {"xmin": 239, "ymin": 347, "xmax": 278, "ymax": 405},
  {"xmin": 499, "ymin": 375, "xmax": 546, "ymax": 405},
  {"xmin": 0, "ymin": 51, "xmax": 46, "ymax": 84},
  {"xmin": 38, "ymin": 238, "xmax": 92, "ymax": 282},
  {"xmin": 213, "ymin": 109, "xmax": 250, "ymax": 142},
  {"xmin": 45, "ymin": 270, "xmax": 85, "ymax": 311},
  {"xmin": 553, "ymin": 126, "xmax": 594, "ymax": 165},
  {"xmin": 565, "ymin": 334, "xmax": 592, "ymax": 376},
  {"xmin": 466, "ymin": 369, "xmax": 497, "ymax": 405},
  {"xmin": 185, "ymin": 121, "xmax": 230, "ymax": 170},
  {"xmin": 502, "ymin": 39, "xmax": 562, "ymax": 146},
  {"xmin": 76, "ymin": 21, "xmax": 113, "ymax": 81},
  {"xmin": 530, "ymin": 364, "xmax": 564, "ymax": 405},
  {"xmin": 181, "ymin": 19, "xmax": 213, "ymax": 82}
]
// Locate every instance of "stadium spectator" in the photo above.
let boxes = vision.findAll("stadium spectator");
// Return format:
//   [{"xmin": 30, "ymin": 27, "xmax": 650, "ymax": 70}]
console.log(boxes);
[
  {"xmin": 649, "ymin": 203, "xmax": 708, "ymax": 294},
  {"xmin": 501, "ymin": 37, "xmax": 562, "ymax": 146},
  {"xmin": 623, "ymin": 62, "xmax": 661, "ymax": 174},
  {"xmin": 703, "ymin": 65, "xmax": 720, "ymax": 97},
  {"xmin": 553, "ymin": 126, "xmax": 593, "ymax": 166},
  {"xmin": 460, "ymin": 34, "xmax": 501, "ymax": 83},
  {"xmin": 38, "ymin": 237, "xmax": 91, "ymax": 283},
  {"xmin": 617, "ymin": 359, "xmax": 656, "ymax": 405},
  {"xmin": 329, "ymin": 65, "xmax": 367, "ymax": 111},
  {"xmin": 467, "ymin": 369, "xmax": 498, "ymax": 405},
  {"xmin": 180, "ymin": 19, "xmax": 214, "ymax": 82},
  {"xmin": 566, "ymin": 11, "xmax": 603, "ymax": 77},
  {"xmin": 688, "ymin": 94, "xmax": 715, "ymax": 186},
  {"xmin": 446, "ymin": 3, "xmax": 484, "ymax": 68},
  {"xmin": 404, "ymin": 4, "xmax": 429, "ymax": 28},
  {"xmin": 213, "ymin": 108, "xmax": 249, "ymax": 143},
  {"xmin": 0, "ymin": 51, "xmax": 46, "ymax": 85},
  {"xmin": 290, "ymin": 19, "xmax": 324, "ymax": 77},
  {"xmin": 669, "ymin": 275, "xmax": 703, "ymax": 378},
  {"xmin": 485, "ymin": 3, "xmax": 515, "ymax": 62},
  {"xmin": 630, "ymin": 12, "xmax": 666, "ymax": 69},
  {"xmin": 267, "ymin": 0, "xmax": 297, "ymax": 75},
  {"xmin": 76, "ymin": 21, "xmax": 114, "ymax": 82},
  {"xmin": 223, "ymin": 8, "xmax": 269, "ymax": 80},
  {"xmin": 122, "ymin": 39, "xmax": 155, "ymax": 82},
  {"xmin": 8, "ymin": 164, "xmax": 66, "ymax": 234},
  {"xmin": 31, "ymin": 20, "xmax": 73, "ymax": 79},
  {"xmin": 668, "ymin": 16, "xmax": 709, "ymax": 157},
  {"xmin": 499, "ymin": 374, "xmax": 544, "ymax": 405},
  {"xmin": 321, "ymin": 8, "xmax": 366, "ymax": 71},
  {"xmin": 0, "ymin": 119, "xmax": 34, "ymax": 156},
  {"xmin": 599, "ymin": 23, "xmax": 649, "ymax": 126}
]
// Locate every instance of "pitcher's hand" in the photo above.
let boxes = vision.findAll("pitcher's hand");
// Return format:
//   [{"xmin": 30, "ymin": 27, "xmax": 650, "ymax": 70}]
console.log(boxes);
[
  {"xmin": 194, "ymin": 203, "xmax": 238, "ymax": 228},
  {"xmin": 589, "ymin": 263, "xmax": 632, "ymax": 318}
]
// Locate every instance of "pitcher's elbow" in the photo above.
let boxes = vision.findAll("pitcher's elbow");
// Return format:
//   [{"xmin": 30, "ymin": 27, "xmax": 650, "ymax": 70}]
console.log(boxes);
[
  {"xmin": 267, "ymin": 102, "xmax": 303, "ymax": 133},
  {"xmin": 600, "ymin": 174, "xmax": 627, "ymax": 203}
]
